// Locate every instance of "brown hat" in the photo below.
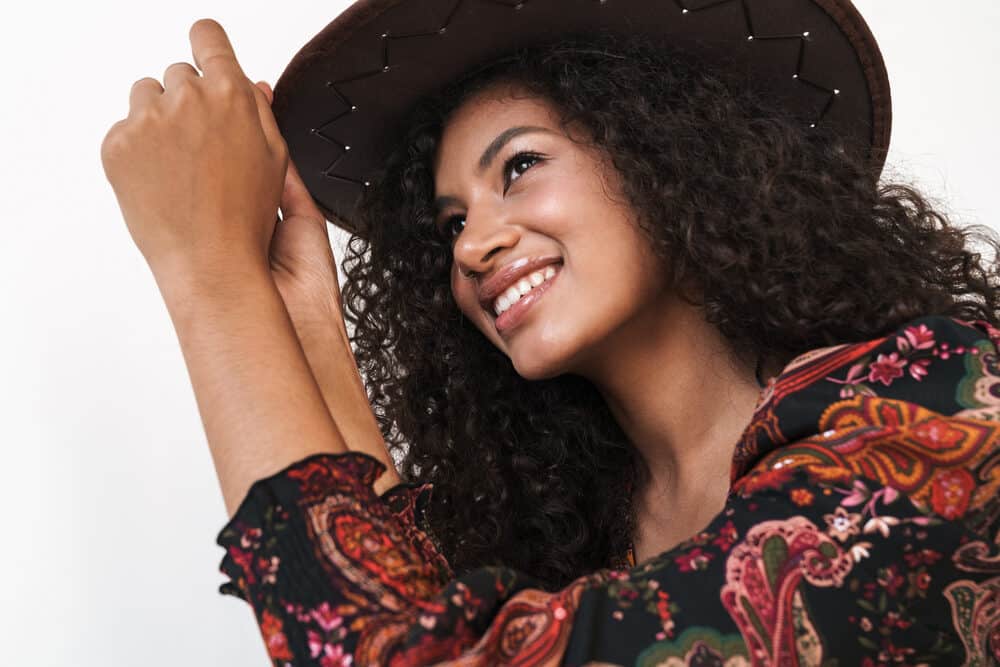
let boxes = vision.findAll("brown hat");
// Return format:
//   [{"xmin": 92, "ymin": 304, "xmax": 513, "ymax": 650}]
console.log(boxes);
[{"xmin": 270, "ymin": 0, "xmax": 891, "ymax": 238}]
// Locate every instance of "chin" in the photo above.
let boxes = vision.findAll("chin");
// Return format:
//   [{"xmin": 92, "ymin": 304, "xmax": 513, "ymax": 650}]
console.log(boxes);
[
  {"xmin": 506, "ymin": 342, "xmax": 576, "ymax": 380},
  {"xmin": 511, "ymin": 358, "xmax": 564, "ymax": 381},
  {"xmin": 501, "ymin": 319, "xmax": 592, "ymax": 380}
]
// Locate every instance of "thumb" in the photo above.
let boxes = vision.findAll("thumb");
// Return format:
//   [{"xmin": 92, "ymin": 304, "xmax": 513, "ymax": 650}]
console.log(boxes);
[
  {"xmin": 255, "ymin": 80, "xmax": 273, "ymax": 104},
  {"xmin": 250, "ymin": 82, "xmax": 283, "ymax": 157},
  {"xmin": 280, "ymin": 154, "xmax": 327, "ymax": 225},
  {"xmin": 255, "ymin": 80, "xmax": 327, "ymax": 226}
]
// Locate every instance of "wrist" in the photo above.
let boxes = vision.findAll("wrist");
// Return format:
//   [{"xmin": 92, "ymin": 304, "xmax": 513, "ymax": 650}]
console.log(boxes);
[
  {"xmin": 153, "ymin": 254, "xmax": 274, "ymax": 316},
  {"xmin": 285, "ymin": 296, "xmax": 348, "ymax": 345}
]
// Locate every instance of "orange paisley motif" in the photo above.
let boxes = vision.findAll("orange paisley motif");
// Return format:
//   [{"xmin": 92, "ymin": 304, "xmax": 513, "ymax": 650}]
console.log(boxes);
[{"xmin": 737, "ymin": 395, "xmax": 1000, "ymax": 522}]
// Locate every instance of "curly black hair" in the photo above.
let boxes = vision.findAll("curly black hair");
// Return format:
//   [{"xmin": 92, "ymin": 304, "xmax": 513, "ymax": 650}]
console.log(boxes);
[{"xmin": 338, "ymin": 30, "xmax": 1000, "ymax": 591}]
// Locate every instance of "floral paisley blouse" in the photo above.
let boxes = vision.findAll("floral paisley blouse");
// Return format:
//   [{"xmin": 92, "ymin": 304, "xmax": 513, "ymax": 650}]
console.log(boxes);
[{"xmin": 216, "ymin": 314, "xmax": 1000, "ymax": 666}]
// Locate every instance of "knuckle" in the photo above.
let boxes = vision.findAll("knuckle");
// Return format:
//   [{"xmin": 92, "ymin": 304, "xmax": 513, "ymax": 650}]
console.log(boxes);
[
  {"xmin": 173, "ymin": 75, "xmax": 200, "ymax": 94},
  {"xmin": 130, "ymin": 76, "xmax": 157, "ymax": 91},
  {"xmin": 273, "ymin": 137, "xmax": 289, "ymax": 161},
  {"xmin": 213, "ymin": 74, "xmax": 240, "ymax": 96},
  {"xmin": 164, "ymin": 61, "xmax": 193, "ymax": 76},
  {"xmin": 132, "ymin": 103, "xmax": 164, "ymax": 125},
  {"xmin": 100, "ymin": 122, "xmax": 128, "ymax": 165}
]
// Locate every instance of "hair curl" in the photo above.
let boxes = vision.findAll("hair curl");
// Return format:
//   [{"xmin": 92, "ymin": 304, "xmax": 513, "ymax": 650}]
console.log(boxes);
[{"xmin": 338, "ymin": 30, "xmax": 1000, "ymax": 590}]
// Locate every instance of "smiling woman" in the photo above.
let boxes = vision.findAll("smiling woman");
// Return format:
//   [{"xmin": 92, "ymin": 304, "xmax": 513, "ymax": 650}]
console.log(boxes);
[
  {"xmin": 434, "ymin": 86, "xmax": 670, "ymax": 373},
  {"xmin": 210, "ymin": 3, "xmax": 1000, "ymax": 665},
  {"xmin": 338, "ymin": 30, "xmax": 1000, "ymax": 584}
]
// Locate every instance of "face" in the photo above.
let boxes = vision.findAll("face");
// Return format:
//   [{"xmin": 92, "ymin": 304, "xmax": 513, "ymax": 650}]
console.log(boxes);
[{"xmin": 432, "ymin": 83, "xmax": 670, "ymax": 380}]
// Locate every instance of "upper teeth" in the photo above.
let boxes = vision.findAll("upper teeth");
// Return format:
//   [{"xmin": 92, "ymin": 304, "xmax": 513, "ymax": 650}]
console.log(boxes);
[{"xmin": 493, "ymin": 265, "xmax": 558, "ymax": 316}]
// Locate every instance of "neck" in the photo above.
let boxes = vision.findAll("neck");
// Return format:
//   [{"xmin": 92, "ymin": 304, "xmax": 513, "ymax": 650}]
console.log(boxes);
[{"xmin": 575, "ymin": 294, "xmax": 772, "ymax": 504}]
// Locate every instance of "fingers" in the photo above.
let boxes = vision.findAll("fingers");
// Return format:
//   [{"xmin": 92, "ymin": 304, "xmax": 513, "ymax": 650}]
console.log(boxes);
[
  {"xmin": 280, "ymin": 156, "xmax": 326, "ymax": 222},
  {"xmin": 128, "ymin": 77, "xmax": 163, "ymax": 116},
  {"xmin": 255, "ymin": 81, "xmax": 273, "ymax": 104},
  {"xmin": 189, "ymin": 18, "xmax": 246, "ymax": 81},
  {"xmin": 250, "ymin": 82, "xmax": 285, "ymax": 158},
  {"xmin": 163, "ymin": 61, "xmax": 200, "ymax": 90},
  {"xmin": 187, "ymin": 20, "xmax": 282, "ymax": 156},
  {"xmin": 130, "ymin": 18, "xmax": 238, "ymax": 117},
  {"xmin": 128, "ymin": 62, "xmax": 199, "ymax": 117}
]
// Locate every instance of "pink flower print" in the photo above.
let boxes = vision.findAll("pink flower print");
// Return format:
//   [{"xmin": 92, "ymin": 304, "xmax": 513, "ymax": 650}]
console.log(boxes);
[
  {"xmin": 674, "ymin": 547, "xmax": 712, "ymax": 572},
  {"xmin": 831, "ymin": 362, "xmax": 867, "ymax": 397},
  {"xmin": 308, "ymin": 630, "xmax": 325, "ymax": 659},
  {"xmin": 227, "ymin": 546, "xmax": 256, "ymax": 587},
  {"xmin": 868, "ymin": 352, "xmax": 906, "ymax": 386},
  {"xmin": 711, "ymin": 520, "xmax": 738, "ymax": 551},
  {"xmin": 849, "ymin": 541, "xmax": 873, "ymax": 563},
  {"xmin": 876, "ymin": 564, "xmax": 905, "ymax": 596},
  {"xmin": 897, "ymin": 323, "xmax": 935, "ymax": 353},
  {"xmin": 308, "ymin": 630, "xmax": 353, "ymax": 666},
  {"xmin": 877, "ymin": 639, "xmax": 916, "ymax": 663},
  {"xmin": 908, "ymin": 357, "xmax": 931, "ymax": 381},
  {"xmin": 842, "ymin": 361, "xmax": 867, "ymax": 384},
  {"xmin": 903, "ymin": 548, "xmax": 942, "ymax": 568},
  {"xmin": 823, "ymin": 506, "xmax": 862, "ymax": 542},
  {"xmin": 840, "ymin": 478, "xmax": 871, "ymax": 507},
  {"xmin": 310, "ymin": 601, "xmax": 345, "ymax": 633},
  {"xmin": 239, "ymin": 527, "xmax": 263, "ymax": 550},
  {"xmin": 285, "ymin": 601, "xmax": 312, "ymax": 624},
  {"xmin": 862, "ymin": 515, "xmax": 900, "ymax": 539},
  {"xmin": 618, "ymin": 587, "xmax": 639, "ymax": 602},
  {"xmin": 840, "ymin": 383, "xmax": 877, "ymax": 398},
  {"xmin": 319, "ymin": 642, "xmax": 353, "ymax": 667},
  {"xmin": 258, "ymin": 555, "xmax": 280, "ymax": 585},
  {"xmin": 260, "ymin": 610, "xmax": 294, "ymax": 662},
  {"xmin": 880, "ymin": 485, "xmax": 899, "ymax": 504}
]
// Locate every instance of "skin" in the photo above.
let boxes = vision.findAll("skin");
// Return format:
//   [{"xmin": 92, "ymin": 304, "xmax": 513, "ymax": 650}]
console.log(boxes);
[
  {"xmin": 433, "ymin": 83, "xmax": 785, "ymax": 560},
  {"xmin": 103, "ymin": 16, "xmax": 773, "ymax": 556},
  {"xmin": 102, "ymin": 19, "xmax": 400, "ymax": 519}
]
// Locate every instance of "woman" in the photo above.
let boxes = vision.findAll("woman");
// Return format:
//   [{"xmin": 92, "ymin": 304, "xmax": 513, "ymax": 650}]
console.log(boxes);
[{"xmin": 101, "ymin": 5, "xmax": 1000, "ymax": 666}]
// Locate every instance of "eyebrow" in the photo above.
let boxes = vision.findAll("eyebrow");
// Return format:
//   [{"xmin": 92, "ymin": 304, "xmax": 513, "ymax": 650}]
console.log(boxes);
[{"xmin": 433, "ymin": 125, "xmax": 555, "ymax": 217}]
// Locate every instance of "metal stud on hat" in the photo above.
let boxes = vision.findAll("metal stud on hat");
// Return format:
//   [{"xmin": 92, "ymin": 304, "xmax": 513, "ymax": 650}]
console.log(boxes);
[{"xmin": 270, "ymin": 0, "xmax": 891, "ymax": 238}]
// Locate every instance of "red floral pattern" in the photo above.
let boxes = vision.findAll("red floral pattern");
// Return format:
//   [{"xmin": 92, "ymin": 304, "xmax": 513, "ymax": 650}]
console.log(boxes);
[{"xmin": 217, "ymin": 315, "xmax": 1000, "ymax": 665}]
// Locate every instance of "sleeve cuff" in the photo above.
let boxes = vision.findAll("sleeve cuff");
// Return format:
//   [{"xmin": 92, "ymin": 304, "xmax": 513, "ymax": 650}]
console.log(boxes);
[
  {"xmin": 215, "ymin": 450, "xmax": 453, "ymax": 602},
  {"xmin": 216, "ymin": 451, "xmax": 391, "ymax": 601}
]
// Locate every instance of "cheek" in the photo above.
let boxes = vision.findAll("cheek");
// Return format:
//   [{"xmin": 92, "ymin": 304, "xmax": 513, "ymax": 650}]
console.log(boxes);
[{"xmin": 451, "ymin": 268, "xmax": 481, "ymax": 319}]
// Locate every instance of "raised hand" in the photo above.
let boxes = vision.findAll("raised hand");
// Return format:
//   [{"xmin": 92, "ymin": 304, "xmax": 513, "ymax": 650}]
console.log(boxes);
[
  {"xmin": 100, "ymin": 18, "xmax": 286, "ymax": 284},
  {"xmin": 99, "ymin": 19, "xmax": 401, "ymax": 503}
]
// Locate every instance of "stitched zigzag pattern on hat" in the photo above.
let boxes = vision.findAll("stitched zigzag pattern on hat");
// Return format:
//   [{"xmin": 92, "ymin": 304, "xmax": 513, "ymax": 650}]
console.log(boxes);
[{"xmin": 309, "ymin": 0, "xmax": 845, "ymax": 192}]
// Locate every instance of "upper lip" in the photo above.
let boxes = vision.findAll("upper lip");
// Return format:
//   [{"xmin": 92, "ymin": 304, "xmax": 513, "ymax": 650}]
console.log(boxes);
[{"xmin": 478, "ymin": 256, "xmax": 563, "ymax": 313}]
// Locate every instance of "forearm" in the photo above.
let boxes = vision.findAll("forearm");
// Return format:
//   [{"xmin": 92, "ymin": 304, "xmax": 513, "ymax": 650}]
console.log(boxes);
[
  {"xmin": 296, "ymin": 311, "xmax": 403, "ymax": 495},
  {"xmin": 156, "ymin": 260, "xmax": 350, "ymax": 518}
]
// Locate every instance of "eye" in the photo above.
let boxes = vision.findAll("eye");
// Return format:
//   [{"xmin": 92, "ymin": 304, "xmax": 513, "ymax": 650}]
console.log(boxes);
[
  {"xmin": 503, "ymin": 150, "xmax": 543, "ymax": 193},
  {"xmin": 436, "ymin": 151, "xmax": 545, "ymax": 243},
  {"xmin": 440, "ymin": 214, "xmax": 466, "ymax": 242}
]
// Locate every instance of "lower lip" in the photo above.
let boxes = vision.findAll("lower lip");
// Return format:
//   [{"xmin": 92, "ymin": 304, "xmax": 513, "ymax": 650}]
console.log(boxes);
[{"xmin": 491, "ymin": 266, "xmax": 561, "ymax": 334}]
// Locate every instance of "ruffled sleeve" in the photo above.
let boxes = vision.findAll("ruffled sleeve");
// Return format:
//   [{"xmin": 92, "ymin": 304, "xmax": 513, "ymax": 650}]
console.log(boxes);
[
  {"xmin": 216, "ymin": 451, "xmax": 456, "ymax": 662},
  {"xmin": 216, "ymin": 315, "xmax": 1000, "ymax": 665}
]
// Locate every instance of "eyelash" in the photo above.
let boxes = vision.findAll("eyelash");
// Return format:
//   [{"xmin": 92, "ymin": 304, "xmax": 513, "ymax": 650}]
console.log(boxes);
[{"xmin": 438, "ymin": 150, "xmax": 544, "ymax": 241}]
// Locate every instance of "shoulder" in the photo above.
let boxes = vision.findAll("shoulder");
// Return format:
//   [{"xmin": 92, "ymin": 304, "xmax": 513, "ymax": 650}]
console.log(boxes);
[{"xmin": 731, "ymin": 313, "xmax": 1000, "ymax": 544}]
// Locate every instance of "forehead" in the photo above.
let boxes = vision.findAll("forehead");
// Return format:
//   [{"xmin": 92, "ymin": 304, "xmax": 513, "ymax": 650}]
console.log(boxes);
[{"xmin": 433, "ymin": 85, "xmax": 562, "ymax": 173}]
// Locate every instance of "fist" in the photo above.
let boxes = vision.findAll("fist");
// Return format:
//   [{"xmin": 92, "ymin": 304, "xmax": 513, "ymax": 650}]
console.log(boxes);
[{"xmin": 101, "ymin": 18, "xmax": 287, "ymax": 278}]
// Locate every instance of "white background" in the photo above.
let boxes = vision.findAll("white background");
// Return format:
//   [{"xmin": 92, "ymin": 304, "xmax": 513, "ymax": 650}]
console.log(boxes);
[{"xmin": 3, "ymin": 1, "xmax": 998, "ymax": 664}]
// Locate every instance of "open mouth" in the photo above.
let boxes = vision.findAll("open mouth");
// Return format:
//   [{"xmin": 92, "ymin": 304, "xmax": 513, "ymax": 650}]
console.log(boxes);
[{"xmin": 490, "ymin": 262, "xmax": 562, "ymax": 333}]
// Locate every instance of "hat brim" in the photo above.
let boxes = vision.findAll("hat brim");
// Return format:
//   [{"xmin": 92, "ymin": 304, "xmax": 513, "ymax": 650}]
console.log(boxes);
[{"xmin": 272, "ymin": 0, "xmax": 891, "ymax": 237}]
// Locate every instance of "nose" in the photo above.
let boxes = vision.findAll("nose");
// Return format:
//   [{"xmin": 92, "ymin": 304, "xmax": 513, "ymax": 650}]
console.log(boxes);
[{"xmin": 453, "ymin": 203, "xmax": 521, "ymax": 278}]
